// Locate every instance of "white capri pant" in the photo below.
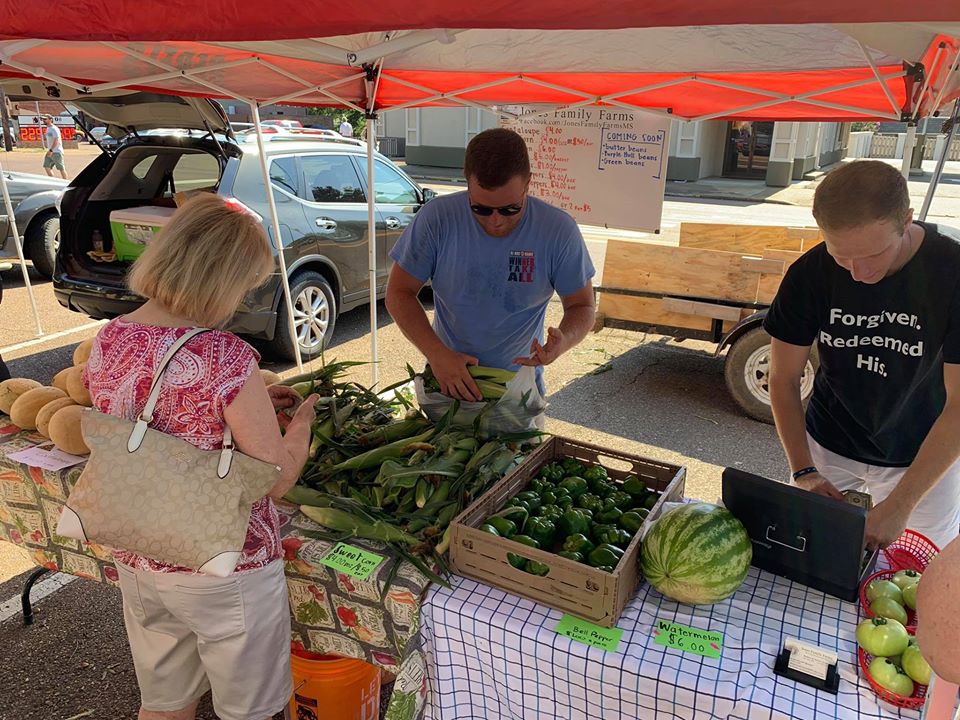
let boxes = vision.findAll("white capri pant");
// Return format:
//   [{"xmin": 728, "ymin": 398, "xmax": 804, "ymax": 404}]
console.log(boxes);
[{"xmin": 807, "ymin": 434, "xmax": 960, "ymax": 550}]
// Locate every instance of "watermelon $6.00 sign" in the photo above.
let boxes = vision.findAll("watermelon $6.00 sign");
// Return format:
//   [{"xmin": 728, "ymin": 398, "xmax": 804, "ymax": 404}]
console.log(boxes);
[{"xmin": 640, "ymin": 503, "xmax": 752, "ymax": 605}]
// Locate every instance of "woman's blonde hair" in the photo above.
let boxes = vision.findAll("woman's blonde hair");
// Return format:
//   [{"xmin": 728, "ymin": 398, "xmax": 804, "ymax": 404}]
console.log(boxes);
[{"xmin": 127, "ymin": 193, "xmax": 274, "ymax": 328}]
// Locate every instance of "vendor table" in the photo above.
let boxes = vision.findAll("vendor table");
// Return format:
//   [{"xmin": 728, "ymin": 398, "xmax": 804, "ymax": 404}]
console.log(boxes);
[
  {"xmin": 420, "ymin": 565, "xmax": 949, "ymax": 719},
  {"xmin": 0, "ymin": 415, "xmax": 430, "ymax": 720}
]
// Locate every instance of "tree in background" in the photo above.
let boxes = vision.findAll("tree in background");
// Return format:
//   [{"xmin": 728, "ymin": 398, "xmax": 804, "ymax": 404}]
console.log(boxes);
[
  {"xmin": 306, "ymin": 107, "xmax": 366, "ymax": 136},
  {"xmin": 850, "ymin": 121, "xmax": 879, "ymax": 132}
]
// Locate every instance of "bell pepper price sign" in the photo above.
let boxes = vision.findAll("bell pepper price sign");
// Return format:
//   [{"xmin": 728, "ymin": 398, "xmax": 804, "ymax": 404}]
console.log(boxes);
[
  {"xmin": 318, "ymin": 542, "xmax": 385, "ymax": 581},
  {"xmin": 654, "ymin": 619, "xmax": 723, "ymax": 659},
  {"xmin": 555, "ymin": 615, "xmax": 624, "ymax": 653}
]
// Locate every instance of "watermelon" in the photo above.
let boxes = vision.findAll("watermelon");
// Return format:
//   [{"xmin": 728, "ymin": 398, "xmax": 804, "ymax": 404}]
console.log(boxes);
[{"xmin": 640, "ymin": 503, "xmax": 752, "ymax": 605}]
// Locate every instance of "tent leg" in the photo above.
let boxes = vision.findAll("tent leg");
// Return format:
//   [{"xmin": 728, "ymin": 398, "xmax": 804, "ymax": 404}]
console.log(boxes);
[
  {"xmin": 366, "ymin": 116, "xmax": 379, "ymax": 388},
  {"xmin": 0, "ymin": 155, "xmax": 43, "ymax": 337},
  {"xmin": 249, "ymin": 104, "xmax": 303, "ymax": 372},
  {"xmin": 901, "ymin": 123, "xmax": 917, "ymax": 180},
  {"xmin": 919, "ymin": 99, "xmax": 959, "ymax": 222}
]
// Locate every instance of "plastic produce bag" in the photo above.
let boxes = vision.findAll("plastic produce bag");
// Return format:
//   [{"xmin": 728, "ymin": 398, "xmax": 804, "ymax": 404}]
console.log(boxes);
[{"xmin": 415, "ymin": 365, "xmax": 547, "ymax": 436}]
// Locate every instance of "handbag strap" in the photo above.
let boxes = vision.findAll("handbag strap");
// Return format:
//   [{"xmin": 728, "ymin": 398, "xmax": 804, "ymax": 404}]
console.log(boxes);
[{"xmin": 128, "ymin": 328, "xmax": 226, "ymax": 452}]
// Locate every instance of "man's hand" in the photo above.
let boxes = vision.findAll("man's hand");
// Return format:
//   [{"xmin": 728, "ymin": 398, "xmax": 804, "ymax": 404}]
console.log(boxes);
[
  {"xmin": 794, "ymin": 471, "xmax": 846, "ymax": 500},
  {"xmin": 267, "ymin": 384, "xmax": 301, "ymax": 412},
  {"xmin": 513, "ymin": 327, "xmax": 565, "ymax": 367},
  {"xmin": 865, "ymin": 497, "xmax": 911, "ymax": 550},
  {"xmin": 428, "ymin": 347, "xmax": 483, "ymax": 402}
]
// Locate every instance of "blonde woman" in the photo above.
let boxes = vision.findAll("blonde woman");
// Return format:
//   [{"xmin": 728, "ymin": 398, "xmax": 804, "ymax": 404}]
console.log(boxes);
[{"xmin": 83, "ymin": 194, "xmax": 318, "ymax": 720}]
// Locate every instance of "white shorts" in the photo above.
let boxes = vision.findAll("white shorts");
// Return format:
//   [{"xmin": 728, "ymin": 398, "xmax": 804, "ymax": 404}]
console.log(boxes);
[
  {"xmin": 115, "ymin": 559, "xmax": 292, "ymax": 720},
  {"xmin": 807, "ymin": 434, "xmax": 960, "ymax": 550}
]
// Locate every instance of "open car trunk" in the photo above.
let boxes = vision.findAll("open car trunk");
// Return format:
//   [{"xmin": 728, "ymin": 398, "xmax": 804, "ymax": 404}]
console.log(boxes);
[{"xmin": 57, "ymin": 137, "xmax": 238, "ymax": 289}]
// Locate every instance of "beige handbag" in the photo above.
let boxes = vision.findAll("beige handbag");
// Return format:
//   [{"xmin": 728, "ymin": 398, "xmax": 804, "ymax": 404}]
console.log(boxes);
[{"xmin": 57, "ymin": 328, "xmax": 281, "ymax": 576}]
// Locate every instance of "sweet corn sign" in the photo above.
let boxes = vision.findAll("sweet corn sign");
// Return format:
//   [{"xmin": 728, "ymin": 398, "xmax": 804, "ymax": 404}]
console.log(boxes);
[{"xmin": 319, "ymin": 542, "xmax": 386, "ymax": 580}]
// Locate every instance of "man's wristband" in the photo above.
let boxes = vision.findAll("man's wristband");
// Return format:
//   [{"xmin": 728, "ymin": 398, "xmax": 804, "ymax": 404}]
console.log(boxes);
[{"xmin": 792, "ymin": 466, "xmax": 818, "ymax": 481}]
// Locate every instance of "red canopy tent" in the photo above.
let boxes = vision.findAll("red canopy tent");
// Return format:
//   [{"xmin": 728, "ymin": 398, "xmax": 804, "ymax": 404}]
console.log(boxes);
[{"xmin": 1, "ymin": 2, "xmax": 959, "ymax": 376}]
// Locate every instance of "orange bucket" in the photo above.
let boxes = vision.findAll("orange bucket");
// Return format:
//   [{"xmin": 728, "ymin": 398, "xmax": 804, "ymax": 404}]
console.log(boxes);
[{"xmin": 287, "ymin": 644, "xmax": 381, "ymax": 720}]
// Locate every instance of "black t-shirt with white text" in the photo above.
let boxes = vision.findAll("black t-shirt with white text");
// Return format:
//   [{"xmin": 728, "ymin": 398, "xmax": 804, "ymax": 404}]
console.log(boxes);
[{"xmin": 764, "ymin": 222, "xmax": 960, "ymax": 467}]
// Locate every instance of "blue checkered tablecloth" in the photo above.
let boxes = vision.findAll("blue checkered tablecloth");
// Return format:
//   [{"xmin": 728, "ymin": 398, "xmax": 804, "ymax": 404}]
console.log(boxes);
[{"xmin": 420, "ymin": 567, "xmax": 933, "ymax": 720}]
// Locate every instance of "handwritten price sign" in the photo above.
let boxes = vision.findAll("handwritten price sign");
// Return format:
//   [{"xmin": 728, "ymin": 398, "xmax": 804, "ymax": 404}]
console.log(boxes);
[
  {"xmin": 653, "ymin": 619, "xmax": 724, "ymax": 659},
  {"xmin": 318, "ymin": 543, "xmax": 385, "ymax": 581}
]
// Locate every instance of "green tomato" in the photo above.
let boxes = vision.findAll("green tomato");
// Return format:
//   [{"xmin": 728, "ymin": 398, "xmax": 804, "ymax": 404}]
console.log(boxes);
[
  {"xmin": 866, "ymin": 579, "xmax": 903, "ymax": 605},
  {"xmin": 868, "ymin": 657, "xmax": 915, "ymax": 696},
  {"xmin": 902, "ymin": 581, "xmax": 918, "ymax": 611},
  {"xmin": 900, "ymin": 644, "xmax": 932, "ymax": 685},
  {"xmin": 891, "ymin": 569, "xmax": 922, "ymax": 591},
  {"xmin": 856, "ymin": 617, "xmax": 910, "ymax": 658},
  {"xmin": 870, "ymin": 597, "xmax": 909, "ymax": 626}
]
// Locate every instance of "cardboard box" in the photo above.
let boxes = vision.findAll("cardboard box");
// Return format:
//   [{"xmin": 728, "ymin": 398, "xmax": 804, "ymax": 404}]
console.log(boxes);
[
  {"xmin": 109, "ymin": 206, "xmax": 176, "ymax": 261},
  {"xmin": 450, "ymin": 436, "xmax": 686, "ymax": 627}
]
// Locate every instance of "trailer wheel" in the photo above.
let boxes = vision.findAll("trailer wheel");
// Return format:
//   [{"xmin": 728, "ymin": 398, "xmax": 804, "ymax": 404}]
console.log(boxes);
[{"xmin": 724, "ymin": 327, "xmax": 818, "ymax": 424}]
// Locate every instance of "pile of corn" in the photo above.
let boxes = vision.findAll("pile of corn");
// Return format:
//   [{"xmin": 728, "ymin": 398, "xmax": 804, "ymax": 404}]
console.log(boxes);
[{"xmin": 280, "ymin": 362, "xmax": 537, "ymax": 586}]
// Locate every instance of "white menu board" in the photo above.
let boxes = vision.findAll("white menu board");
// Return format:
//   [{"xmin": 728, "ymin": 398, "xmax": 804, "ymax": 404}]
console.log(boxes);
[{"xmin": 505, "ymin": 106, "xmax": 670, "ymax": 232}]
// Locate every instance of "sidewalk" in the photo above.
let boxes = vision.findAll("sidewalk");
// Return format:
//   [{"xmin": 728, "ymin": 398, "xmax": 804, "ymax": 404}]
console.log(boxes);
[{"xmin": 398, "ymin": 158, "xmax": 960, "ymax": 216}]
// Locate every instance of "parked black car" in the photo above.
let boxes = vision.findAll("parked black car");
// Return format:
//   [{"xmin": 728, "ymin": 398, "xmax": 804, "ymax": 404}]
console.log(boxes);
[{"xmin": 43, "ymin": 91, "xmax": 435, "ymax": 360}]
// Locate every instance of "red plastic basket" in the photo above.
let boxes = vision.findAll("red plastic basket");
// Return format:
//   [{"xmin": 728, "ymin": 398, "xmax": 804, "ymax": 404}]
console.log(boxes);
[
  {"xmin": 858, "ymin": 647, "xmax": 926, "ymax": 710},
  {"xmin": 859, "ymin": 570, "xmax": 917, "ymax": 631},
  {"xmin": 883, "ymin": 530, "xmax": 940, "ymax": 572}
]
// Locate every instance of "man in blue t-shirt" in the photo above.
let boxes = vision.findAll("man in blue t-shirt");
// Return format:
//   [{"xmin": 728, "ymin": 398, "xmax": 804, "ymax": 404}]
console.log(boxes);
[
  {"xmin": 386, "ymin": 128, "xmax": 596, "ymax": 402},
  {"xmin": 765, "ymin": 161, "xmax": 960, "ymax": 550}
]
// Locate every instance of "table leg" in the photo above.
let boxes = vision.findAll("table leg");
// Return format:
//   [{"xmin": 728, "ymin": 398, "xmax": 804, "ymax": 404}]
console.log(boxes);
[{"xmin": 21, "ymin": 567, "xmax": 51, "ymax": 625}]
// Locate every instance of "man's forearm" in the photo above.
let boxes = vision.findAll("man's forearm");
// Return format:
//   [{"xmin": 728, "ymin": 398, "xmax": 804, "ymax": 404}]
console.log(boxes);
[
  {"xmin": 385, "ymin": 290, "xmax": 447, "ymax": 362},
  {"xmin": 769, "ymin": 377, "xmax": 814, "ymax": 473},
  {"xmin": 556, "ymin": 303, "xmax": 595, "ymax": 356},
  {"xmin": 891, "ymin": 401, "xmax": 960, "ymax": 509}
]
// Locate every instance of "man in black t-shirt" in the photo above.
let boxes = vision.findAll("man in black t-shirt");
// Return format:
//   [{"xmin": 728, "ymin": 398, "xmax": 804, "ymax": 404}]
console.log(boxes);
[{"xmin": 765, "ymin": 160, "xmax": 960, "ymax": 551}]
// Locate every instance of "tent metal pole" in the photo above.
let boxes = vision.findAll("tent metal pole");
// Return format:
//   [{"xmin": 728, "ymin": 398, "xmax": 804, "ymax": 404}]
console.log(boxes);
[
  {"xmin": 250, "ymin": 103, "xmax": 303, "ymax": 371},
  {"xmin": 366, "ymin": 111, "xmax": 379, "ymax": 387},
  {"xmin": 0, "ymin": 157, "xmax": 43, "ymax": 336},
  {"xmin": 919, "ymin": 99, "xmax": 960, "ymax": 222},
  {"xmin": 901, "ymin": 123, "xmax": 917, "ymax": 180}
]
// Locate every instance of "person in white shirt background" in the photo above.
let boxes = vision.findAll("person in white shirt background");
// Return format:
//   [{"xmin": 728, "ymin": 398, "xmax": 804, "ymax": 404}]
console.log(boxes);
[
  {"xmin": 42, "ymin": 115, "xmax": 67, "ymax": 179},
  {"xmin": 339, "ymin": 117, "xmax": 353, "ymax": 138}
]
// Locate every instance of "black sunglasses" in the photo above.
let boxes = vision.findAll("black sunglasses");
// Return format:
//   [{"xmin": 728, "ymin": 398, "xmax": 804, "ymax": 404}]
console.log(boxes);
[{"xmin": 470, "ymin": 202, "xmax": 524, "ymax": 217}]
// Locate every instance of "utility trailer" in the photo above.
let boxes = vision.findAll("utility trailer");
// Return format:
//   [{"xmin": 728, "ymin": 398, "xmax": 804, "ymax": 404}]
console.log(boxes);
[{"xmin": 594, "ymin": 222, "xmax": 823, "ymax": 423}]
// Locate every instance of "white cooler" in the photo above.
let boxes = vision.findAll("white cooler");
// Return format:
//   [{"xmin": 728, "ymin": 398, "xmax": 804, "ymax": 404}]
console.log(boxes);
[{"xmin": 109, "ymin": 206, "xmax": 176, "ymax": 261}]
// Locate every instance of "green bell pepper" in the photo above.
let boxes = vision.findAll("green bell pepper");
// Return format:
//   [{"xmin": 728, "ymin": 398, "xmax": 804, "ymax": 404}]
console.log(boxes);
[
  {"xmin": 611, "ymin": 528, "xmax": 634, "ymax": 548},
  {"xmin": 527, "ymin": 478, "xmax": 546, "ymax": 494},
  {"xmin": 605, "ymin": 491, "xmax": 634, "ymax": 510},
  {"xmin": 583, "ymin": 465, "xmax": 609, "ymax": 490},
  {"xmin": 539, "ymin": 490, "xmax": 558, "ymax": 506},
  {"xmin": 558, "ymin": 476, "xmax": 589, "ymax": 498},
  {"xmin": 525, "ymin": 560, "xmax": 551, "ymax": 576},
  {"xmin": 515, "ymin": 491, "xmax": 542, "ymax": 514},
  {"xmin": 575, "ymin": 493, "xmax": 603, "ymax": 514},
  {"xmin": 595, "ymin": 565, "xmax": 615, "ymax": 573},
  {"xmin": 526, "ymin": 517, "xmax": 557, "ymax": 549},
  {"xmin": 596, "ymin": 506, "xmax": 623, "ymax": 524},
  {"xmin": 619, "ymin": 511, "xmax": 645, "ymax": 533},
  {"xmin": 507, "ymin": 534, "xmax": 540, "ymax": 570},
  {"xmin": 622, "ymin": 475, "xmax": 648, "ymax": 498},
  {"xmin": 538, "ymin": 462, "xmax": 565, "ymax": 483},
  {"xmin": 592, "ymin": 524, "xmax": 623, "ymax": 546},
  {"xmin": 538, "ymin": 504, "xmax": 563, "ymax": 522},
  {"xmin": 561, "ymin": 533, "xmax": 595, "ymax": 556},
  {"xmin": 588, "ymin": 544, "xmax": 624, "ymax": 569},
  {"xmin": 487, "ymin": 517, "xmax": 517, "ymax": 538},
  {"xmin": 479, "ymin": 523, "xmax": 500, "ymax": 536},
  {"xmin": 593, "ymin": 481, "xmax": 616, "ymax": 499},
  {"xmin": 558, "ymin": 508, "xmax": 592, "ymax": 537},
  {"xmin": 557, "ymin": 496, "xmax": 574, "ymax": 511},
  {"xmin": 557, "ymin": 550, "xmax": 584, "ymax": 563},
  {"xmin": 560, "ymin": 458, "xmax": 586, "ymax": 477},
  {"xmin": 643, "ymin": 492, "xmax": 659, "ymax": 510}
]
